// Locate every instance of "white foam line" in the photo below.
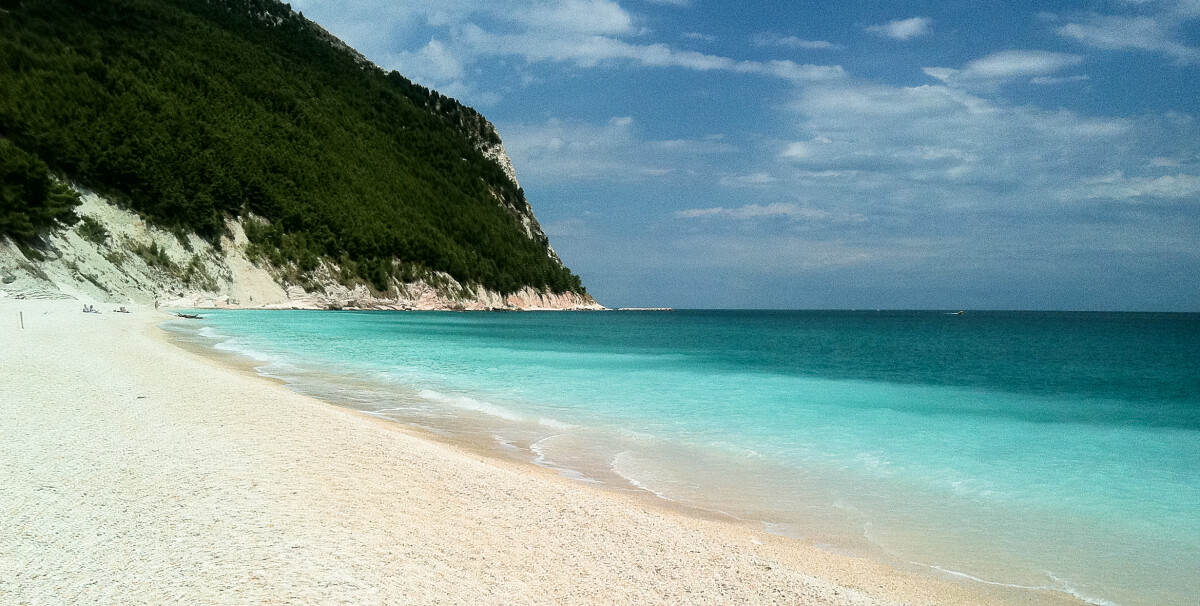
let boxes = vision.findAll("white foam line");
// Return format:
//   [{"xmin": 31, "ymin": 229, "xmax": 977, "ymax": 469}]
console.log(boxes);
[
  {"xmin": 362, "ymin": 408, "xmax": 425, "ymax": 419},
  {"xmin": 609, "ymin": 451, "xmax": 679, "ymax": 502},
  {"xmin": 621, "ymin": 475, "xmax": 678, "ymax": 502},
  {"xmin": 918, "ymin": 564, "xmax": 1053, "ymax": 591},
  {"xmin": 491, "ymin": 434, "xmax": 520, "ymax": 451},
  {"xmin": 528, "ymin": 435, "xmax": 602, "ymax": 484},
  {"xmin": 1047, "ymin": 573, "xmax": 1122, "ymax": 606},
  {"xmin": 538, "ymin": 417, "xmax": 576, "ymax": 430},
  {"xmin": 529, "ymin": 434, "xmax": 559, "ymax": 467},
  {"xmin": 418, "ymin": 389, "xmax": 526, "ymax": 423},
  {"xmin": 915, "ymin": 564, "xmax": 1122, "ymax": 606},
  {"xmin": 196, "ymin": 326, "xmax": 226, "ymax": 339}
]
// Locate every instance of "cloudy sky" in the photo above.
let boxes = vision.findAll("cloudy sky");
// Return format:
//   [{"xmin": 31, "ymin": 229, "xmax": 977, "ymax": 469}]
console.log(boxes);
[{"xmin": 291, "ymin": 0, "xmax": 1199, "ymax": 310}]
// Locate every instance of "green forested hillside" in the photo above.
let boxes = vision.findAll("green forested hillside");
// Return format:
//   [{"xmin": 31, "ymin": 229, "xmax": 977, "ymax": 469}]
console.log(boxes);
[
  {"xmin": 0, "ymin": 137, "xmax": 80, "ymax": 241},
  {"xmin": 0, "ymin": 0, "xmax": 584, "ymax": 294}
]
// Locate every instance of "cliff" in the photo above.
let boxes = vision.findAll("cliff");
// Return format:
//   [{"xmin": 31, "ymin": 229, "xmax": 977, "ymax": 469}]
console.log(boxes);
[
  {"xmin": 0, "ymin": 0, "xmax": 593, "ymax": 305},
  {"xmin": 0, "ymin": 189, "xmax": 602, "ymax": 310}
]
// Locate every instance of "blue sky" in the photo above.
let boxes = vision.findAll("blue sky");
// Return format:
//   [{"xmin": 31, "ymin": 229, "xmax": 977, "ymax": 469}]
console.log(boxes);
[{"xmin": 290, "ymin": 0, "xmax": 1199, "ymax": 310}]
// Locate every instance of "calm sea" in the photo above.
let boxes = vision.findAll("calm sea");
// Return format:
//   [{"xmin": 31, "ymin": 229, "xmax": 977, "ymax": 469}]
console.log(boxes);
[{"xmin": 166, "ymin": 309, "xmax": 1200, "ymax": 606}]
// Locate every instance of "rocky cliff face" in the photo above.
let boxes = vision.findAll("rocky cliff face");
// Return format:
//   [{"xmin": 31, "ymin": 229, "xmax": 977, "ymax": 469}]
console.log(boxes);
[
  {"xmin": 468, "ymin": 121, "xmax": 557, "ymax": 255},
  {"xmin": 0, "ymin": 189, "xmax": 603, "ymax": 311}
]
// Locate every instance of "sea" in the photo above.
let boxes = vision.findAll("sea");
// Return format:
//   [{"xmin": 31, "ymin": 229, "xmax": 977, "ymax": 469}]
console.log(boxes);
[{"xmin": 164, "ymin": 309, "xmax": 1200, "ymax": 606}]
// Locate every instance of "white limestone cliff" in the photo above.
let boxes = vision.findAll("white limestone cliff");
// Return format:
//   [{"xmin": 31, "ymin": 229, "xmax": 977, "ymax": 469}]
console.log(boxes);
[{"xmin": 0, "ymin": 189, "xmax": 603, "ymax": 311}]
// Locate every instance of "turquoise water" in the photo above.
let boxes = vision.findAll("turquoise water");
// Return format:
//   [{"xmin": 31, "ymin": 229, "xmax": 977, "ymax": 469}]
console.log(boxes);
[{"xmin": 167, "ymin": 310, "xmax": 1200, "ymax": 606}]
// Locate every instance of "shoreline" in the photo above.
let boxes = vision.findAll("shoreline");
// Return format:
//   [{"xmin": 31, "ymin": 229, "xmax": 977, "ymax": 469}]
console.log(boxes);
[{"xmin": 2, "ymin": 299, "xmax": 1086, "ymax": 605}]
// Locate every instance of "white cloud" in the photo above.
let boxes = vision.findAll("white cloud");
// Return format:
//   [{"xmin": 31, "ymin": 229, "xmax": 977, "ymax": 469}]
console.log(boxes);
[
  {"xmin": 515, "ymin": 0, "xmax": 635, "ymax": 35},
  {"xmin": 676, "ymin": 202, "xmax": 865, "ymax": 222},
  {"xmin": 669, "ymin": 234, "xmax": 877, "ymax": 271},
  {"xmin": 500, "ymin": 116, "xmax": 638, "ymax": 182},
  {"xmin": 866, "ymin": 17, "xmax": 932, "ymax": 41},
  {"xmin": 289, "ymin": 0, "xmax": 437, "ymax": 60},
  {"xmin": 1179, "ymin": 0, "xmax": 1200, "ymax": 18},
  {"xmin": 650, "ymin": 138, "xmax": 736, "ymax": 153},
  {"xmin": 681, "ymin": 31, "xmax": 716, "ymax": 42},
  {"xmin": 389, "ymin": 38, "xmax": 465, "ymax": 85},
  {"xmin": 774, "ymin": 76, "xmax": 1178, "ymax": 217},
  {"xmin": 963, "ymin": 50, "xmax": 1082, "ymax": 79},
  {"xmin": 923, "ymin": 50, "xmax": 1084, "ymax": 86},
  {"xmin": 794, "ymin": 83, "xmax": 979, "ymax": 119},
  {"xmin": 294, "ymin": 0, "xmax": 640, "ymax": 38},
  {"xmin": 499, "ymin": 116, "xmax": 738, "ymax": 182},
  {"xmin": 1056, "ymin": 10, "xmax": 1200, "ymax": 64},
  {"xmin": 1059, "ymin": 173, "xmax": 1200, "ymax": 201},
  {"xmin": 752, "ymin": 34, "xmax": 839, "ymax": 50},
  {"xmin": 718, "ymin": 172, "xmax": 778, "ymax": 187},
  {"xmin": 293, "ymin": 0, "xmax": 847, "ymax": 99},
  {"xmin": 721, "ymin": 75, "xmax": 1200, "ymax": 299},
  {"xmin": 1030, "ymin": 74, "xmax": 1091, "ymax": 85},
  {"xmin": 780, "ymin": 138, "xmax": 832, "ymax": 161},
  {"xmin": 1151, "ymin": 157, "xmax": 1183, "ymax": 167},
  {"xmin": 457, "ymin": 24, "xmax": 846, "ymax": 81}
]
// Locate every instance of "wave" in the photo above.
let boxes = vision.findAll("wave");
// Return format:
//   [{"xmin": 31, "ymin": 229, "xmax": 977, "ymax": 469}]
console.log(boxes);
[
  {"xmin": 918, "ymin": 564, "xmax": 1121, "ymax": 606},
  {"xmin": 491, "ymin": 434, "xmax": 520, "ymax": 452},
  {"xmin": 609, "ymin": 451, "xmax": 677, "ymax": 501},
  {"xmin": 529, "ymin": 435, "xmax": 602, "ymax": 484},
  {"xmin": 211, "ymin": 337, "xmax": 274, "ymax": 362},
  {"xmin": 538, "ymin": 417, "xmax": 577, "ymax": 429},
  {"xmin": 417, "ymin": 389, "xmax": 526, "ymax": 422},
  {"xmin": 196, "ymin": 326, "xmax": 219, "ymax": 338}
]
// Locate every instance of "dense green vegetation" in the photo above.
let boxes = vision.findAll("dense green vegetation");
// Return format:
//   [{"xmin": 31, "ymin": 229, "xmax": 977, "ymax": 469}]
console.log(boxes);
[
  {"xmin": 0, "ymin": 137, "xmax": 80, "ymax": 241},
  {"xmin": 0, "ymin": 0, "xmax": 584, "ymax": 294}
]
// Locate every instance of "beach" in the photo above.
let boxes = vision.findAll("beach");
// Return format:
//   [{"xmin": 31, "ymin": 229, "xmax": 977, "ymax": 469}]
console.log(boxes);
[{"xmin": 0, "ymin": 299, "xmax": 1082, "ymax": 605}]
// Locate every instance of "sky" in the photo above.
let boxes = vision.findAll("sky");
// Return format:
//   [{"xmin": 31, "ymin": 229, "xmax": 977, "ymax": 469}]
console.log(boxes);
[{"xmin": 288, "ymin": 0, "xmax": 1200, "ymax": 310}]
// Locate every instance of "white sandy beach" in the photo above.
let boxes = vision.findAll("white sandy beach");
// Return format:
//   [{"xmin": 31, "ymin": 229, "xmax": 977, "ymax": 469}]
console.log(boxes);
[{"xmin": 0, "ymin": 299, "xmax": 1080, "ymax": 605}]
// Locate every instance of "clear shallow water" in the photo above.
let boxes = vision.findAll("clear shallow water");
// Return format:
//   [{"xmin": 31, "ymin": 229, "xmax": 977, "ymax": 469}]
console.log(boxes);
[{"xmin": 167, "ymin": 310, "xmax": 1200, "ymax": 606}]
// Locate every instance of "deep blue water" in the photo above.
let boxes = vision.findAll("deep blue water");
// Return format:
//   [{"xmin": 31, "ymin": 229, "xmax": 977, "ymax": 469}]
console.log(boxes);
[{"xmin": 168, "ymin": 310, "xmax": 1200, "ymax": 606}]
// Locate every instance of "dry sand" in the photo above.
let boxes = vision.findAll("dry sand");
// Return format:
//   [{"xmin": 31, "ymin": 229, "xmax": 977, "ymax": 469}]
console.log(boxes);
[{"xmin": 0, "ymin": 299, "xmax": 1081, "ymax": 605}]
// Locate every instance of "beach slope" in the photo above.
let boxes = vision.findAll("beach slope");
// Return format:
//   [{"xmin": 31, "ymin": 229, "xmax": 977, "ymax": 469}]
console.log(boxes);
[{"xmin": 0, "ymin": 300, "xmax": 1065, "ymax": 605}]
